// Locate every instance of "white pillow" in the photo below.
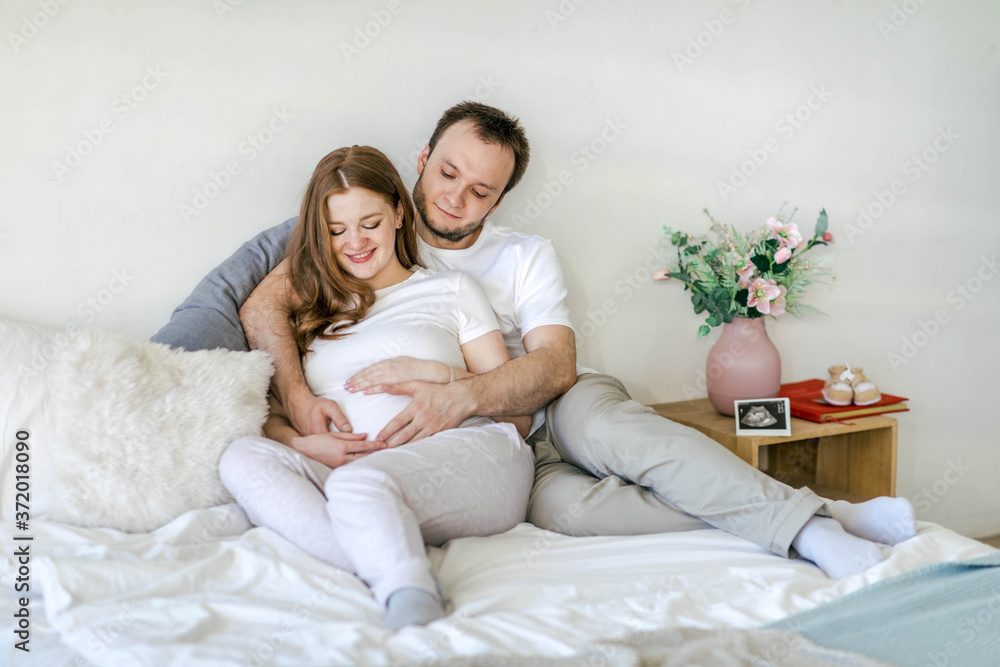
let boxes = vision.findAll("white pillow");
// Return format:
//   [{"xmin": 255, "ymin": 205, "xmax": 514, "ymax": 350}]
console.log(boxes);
[{"xmin": 0, "ymin": 318, "xmax": 272, "ymax": 533}]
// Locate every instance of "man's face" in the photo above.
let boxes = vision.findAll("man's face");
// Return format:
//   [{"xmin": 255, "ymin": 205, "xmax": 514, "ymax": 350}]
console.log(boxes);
[{"xmin": 413, "ymin": 120, "xmax": 515, "ymax": 248}]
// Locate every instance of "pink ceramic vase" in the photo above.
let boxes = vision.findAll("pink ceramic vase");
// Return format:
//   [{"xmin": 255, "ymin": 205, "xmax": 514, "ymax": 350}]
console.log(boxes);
[{"xmin": 705, "ymin": 317, "xmax": 781, "ymax": 416}]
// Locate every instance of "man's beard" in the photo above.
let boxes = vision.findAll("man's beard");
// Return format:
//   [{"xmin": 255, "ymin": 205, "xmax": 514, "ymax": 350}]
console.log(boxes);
[{"xmin": 413, "ymin": 175, "xmax": 486, "ymax": 244}]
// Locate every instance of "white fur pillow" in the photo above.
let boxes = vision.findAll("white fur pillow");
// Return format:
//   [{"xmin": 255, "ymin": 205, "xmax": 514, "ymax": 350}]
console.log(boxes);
[{"xmin": 0, "ymin": 318, "xmax": 272, "ymax": 533}]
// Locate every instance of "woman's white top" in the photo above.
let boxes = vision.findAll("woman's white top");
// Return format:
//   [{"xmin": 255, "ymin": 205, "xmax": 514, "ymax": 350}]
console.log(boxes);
[{"xmin": 304, "ymin": 267, "xmax": 498, "ymax": 437}]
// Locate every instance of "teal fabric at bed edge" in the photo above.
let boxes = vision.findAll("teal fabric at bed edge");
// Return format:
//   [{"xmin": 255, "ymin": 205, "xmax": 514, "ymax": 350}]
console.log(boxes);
[{"xmin": 766, "ymin": 551, "xmax": 1000, "ymax": 667}]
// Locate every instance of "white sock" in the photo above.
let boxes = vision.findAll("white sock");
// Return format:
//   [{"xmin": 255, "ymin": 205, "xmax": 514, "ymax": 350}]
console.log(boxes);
[
  {"xmin": 383, "ymin": 588, "xmax": 446, "ymax": 630},
  {"xmin": 792, "ymin": 516, "xmax": 885, "ymax": 579},
  {"xmin": 829, "ymin": 497, "xmax": 916, "ymax": 545}
]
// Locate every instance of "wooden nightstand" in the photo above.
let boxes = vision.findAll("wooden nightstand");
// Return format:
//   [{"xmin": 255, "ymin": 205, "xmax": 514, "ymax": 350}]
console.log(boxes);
[{"xmin": 649, "ymin": 398, "xmax": 898, "ymax": 502}]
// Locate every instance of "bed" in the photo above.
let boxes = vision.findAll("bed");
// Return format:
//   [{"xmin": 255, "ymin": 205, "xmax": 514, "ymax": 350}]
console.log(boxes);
[
  {"xmin": 2, "ymin": 317, "xmax": 996, "ymax": 666},
  {"xmin": 2, "ymin": 513, "xmax": 995, "ymax": 666}
]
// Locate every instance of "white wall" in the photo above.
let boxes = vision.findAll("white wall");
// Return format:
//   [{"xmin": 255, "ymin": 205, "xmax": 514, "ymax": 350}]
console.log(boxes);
[{"xmin": 2, "ymin": 0, "xmax": 998, "ymax": 537}]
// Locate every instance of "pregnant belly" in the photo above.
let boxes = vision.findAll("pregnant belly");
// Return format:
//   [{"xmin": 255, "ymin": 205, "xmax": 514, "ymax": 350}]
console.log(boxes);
[{"xmin": 323, "ymin": 389, "xmax": 414, "ymax": 438}]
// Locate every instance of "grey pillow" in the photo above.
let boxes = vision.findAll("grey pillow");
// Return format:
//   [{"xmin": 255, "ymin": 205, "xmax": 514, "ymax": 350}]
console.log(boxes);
[{"xmin": 151, "ymin": 217, "xmax": 297, "ymax": 351}]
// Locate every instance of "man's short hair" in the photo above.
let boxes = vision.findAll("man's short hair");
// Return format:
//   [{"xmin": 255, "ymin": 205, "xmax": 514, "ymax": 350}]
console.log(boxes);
[{"xmin": 427, "ymin": 102, "xmax": 530, "ymax": 196}]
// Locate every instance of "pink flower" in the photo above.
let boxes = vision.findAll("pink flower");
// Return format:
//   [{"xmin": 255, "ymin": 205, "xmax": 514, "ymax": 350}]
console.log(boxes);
[
  {"xmin": 747, "ymin": 278, "xmax": 781, "ymax": 315},
  {"xmin": 729, "ymin": 254, "xmax": 755, "ymax": 287},
  {"xmin": 774, "ymin": 246, "xmax": 791, "ymax": 264},
  {"xmin": 822, "ymin": 231, "xmax": 834, "ymax": 243},
  {"xmin": 654, "ymin": 270, "xmax": 672, "ymax": 281},
  {"xmin": 766, "ymin": 218, "xmax": 804, "ymax": 249},
  {"xmin": 736, "ymin": 264, "xmax": 755, "ymax": 288},
  {"xmin": 770, "ymin": 284, "xmax": 788, "ymax": 316}
]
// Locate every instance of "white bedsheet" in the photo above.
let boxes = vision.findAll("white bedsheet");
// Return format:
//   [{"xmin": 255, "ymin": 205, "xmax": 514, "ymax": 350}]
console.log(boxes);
[{"xmin": 1, "ymin": 506, "xmax": 993, "ymax": 666}]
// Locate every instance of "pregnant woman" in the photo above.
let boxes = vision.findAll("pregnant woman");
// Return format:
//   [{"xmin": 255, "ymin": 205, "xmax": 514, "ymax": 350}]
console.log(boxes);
[{"xmin": 220, "ymin": 146, "xmax": 534, "ymax": 629}]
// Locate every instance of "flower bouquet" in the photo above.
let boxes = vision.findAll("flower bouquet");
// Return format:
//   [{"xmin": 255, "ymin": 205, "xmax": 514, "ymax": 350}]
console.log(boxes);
[{"xmin": 656, "ymin": 206, "xmax": 834, "ymax": 337}]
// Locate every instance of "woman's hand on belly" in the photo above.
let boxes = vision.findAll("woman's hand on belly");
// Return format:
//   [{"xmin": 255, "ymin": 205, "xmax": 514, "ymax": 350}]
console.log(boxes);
[
  {"xmin": 290, "ymin": 431, "xmax": 389, "ymax": 469},
  {"xmin": 345, "ymin": 357, "xmax": 458, "ymax": 394}
]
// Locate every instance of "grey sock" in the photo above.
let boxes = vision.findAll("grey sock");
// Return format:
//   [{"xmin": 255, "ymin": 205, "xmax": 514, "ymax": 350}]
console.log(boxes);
[{"xmin": 383, "ymin": 588, "xmax": 446, "ymax": 630}]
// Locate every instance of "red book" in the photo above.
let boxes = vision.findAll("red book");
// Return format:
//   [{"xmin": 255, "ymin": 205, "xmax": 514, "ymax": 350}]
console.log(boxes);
[{"xmin": 779, "ymin": 379, "xmax": 909, "ymax": 423}]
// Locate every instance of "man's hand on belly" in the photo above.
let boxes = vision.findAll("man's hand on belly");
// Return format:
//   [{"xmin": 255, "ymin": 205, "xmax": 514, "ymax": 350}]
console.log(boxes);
[
  {"xmin": 290, "ymin": 431, "xmax": 389, "ymax": 469},
  {"xmin": 373, "ymin": 381, "xmax": 476, "ymax": 447}
]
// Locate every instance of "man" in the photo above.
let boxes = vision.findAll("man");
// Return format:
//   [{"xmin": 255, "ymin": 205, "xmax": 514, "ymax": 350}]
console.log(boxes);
[{"xmin": 153, "ymin": 102, "xmax": 914, "ymax": 579}]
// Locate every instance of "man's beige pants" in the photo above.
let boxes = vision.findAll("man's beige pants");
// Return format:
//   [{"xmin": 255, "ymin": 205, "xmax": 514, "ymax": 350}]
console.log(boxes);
[{"xmin": 527, "ymin": 374, "xmax": 827, "ymax": 557}]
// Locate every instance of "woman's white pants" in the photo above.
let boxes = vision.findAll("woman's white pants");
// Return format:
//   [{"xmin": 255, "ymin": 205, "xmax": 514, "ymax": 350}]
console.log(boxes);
[{"xmin": 220, "ymin": 421, "xmax": 533, "ymax": 605}]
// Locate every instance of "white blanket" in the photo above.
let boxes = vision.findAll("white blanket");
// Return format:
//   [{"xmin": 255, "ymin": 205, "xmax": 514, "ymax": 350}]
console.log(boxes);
[{"xmin": 1, "ymin": 508, "xmax": 992, "ymax": 666}]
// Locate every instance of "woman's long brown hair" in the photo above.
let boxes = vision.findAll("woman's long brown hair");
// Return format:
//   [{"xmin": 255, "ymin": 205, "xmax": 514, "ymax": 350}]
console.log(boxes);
[{"xmin": 285, "ymin": 146, "xmax": 420, "ymax": 356}]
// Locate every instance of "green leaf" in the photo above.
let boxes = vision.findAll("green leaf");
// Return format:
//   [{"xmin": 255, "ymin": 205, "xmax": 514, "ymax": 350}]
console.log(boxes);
[
  {"xmin": 688, "ymin": 259, "xmax": 719, "ymax": 290},
  {"xmin": 773, "ymin": 260, "xmax": 790, "ymax": 274},
  {"xmin": 692, "ymin": 293, "xmax": 707, "ymax": 314},
  {"xmin": 735, "ymin": 288, "xmax": 749, "ymax": 307},
  {"xmin": 666, "ymin": 272, "xmax": 693, "ymax": 283},
  {"xmin": 815, "ymin": 209, "xmax": 828, "ymax": 238},
  {"xmin": 723, "ymin": 310, "xmax": 735, "ymax": 323},
  {"xmin": 697, "ymin": 324, "xmax": 711, "ymax": 338},
  {"xmin": 750, "ymin": 254, "xmax": 771, "ymax": 273}
]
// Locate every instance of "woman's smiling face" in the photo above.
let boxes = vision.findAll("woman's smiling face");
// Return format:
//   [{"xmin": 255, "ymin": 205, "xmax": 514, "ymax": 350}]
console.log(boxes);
[{"xmin": 326, "ymin": 187, "xmax": 404, "ymax": 289}]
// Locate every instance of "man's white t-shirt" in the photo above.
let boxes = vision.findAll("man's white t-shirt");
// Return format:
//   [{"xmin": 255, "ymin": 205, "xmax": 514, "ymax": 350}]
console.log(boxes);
[
  {"xmin": 417, "ymin": 221, "xmax": 576, "ymax": 362},
  {"xmin": 304, "ymin": 267, "xmax": 495, "ymax": 437},
  {"xmin": 418, "ymin": 222, "xmax": 591, "ymax": 433}
]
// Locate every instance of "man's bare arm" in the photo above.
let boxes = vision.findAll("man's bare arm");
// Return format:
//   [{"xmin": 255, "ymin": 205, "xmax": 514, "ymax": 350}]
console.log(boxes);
[
  {"xmin": 240, "ymin": 258, "xmax": 354, "ymax": 435},
  {"xmin": 374, "ymin": 325, "xmax": 577, "ymax": 446},
  {"xmin": 464, "ymin": 325, "xmax": 576, "ymax": 415}
]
